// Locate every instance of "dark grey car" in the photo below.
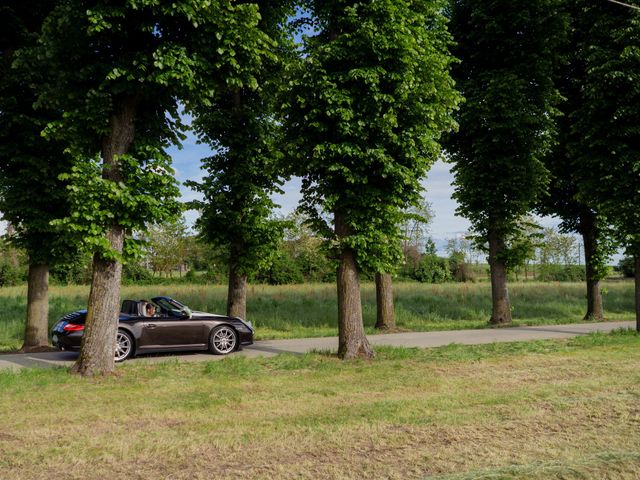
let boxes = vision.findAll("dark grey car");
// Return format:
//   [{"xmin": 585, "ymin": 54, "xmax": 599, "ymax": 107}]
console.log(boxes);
[{"xmin": 51, "ymin": 296, "xmax": 254, "ymax": 361}]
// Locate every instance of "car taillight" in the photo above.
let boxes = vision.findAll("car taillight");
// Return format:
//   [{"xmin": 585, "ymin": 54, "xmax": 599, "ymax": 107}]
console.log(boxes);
[{"xmin": 63, "ymin": 323, "xmax": 84, "ymax": 332}]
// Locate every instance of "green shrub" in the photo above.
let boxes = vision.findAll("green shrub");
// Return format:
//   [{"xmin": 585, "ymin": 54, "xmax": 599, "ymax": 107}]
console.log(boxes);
[
  {"xmin": 255, "ymin": 251, "xmax": 305, "ymax": 285},
  {"xmin": 414, "ymin": 255, "xmax": 452, "ymax": 283},
  {"xmin": 617, "ymin": 257, "xmax": 635, "ymax": 278},
  {"xmin": 448, "ymin": 252, "xmax": 476, "ymax": 283},
  {"xmin": 50, "ymin": 254, "xmax": 93, "ymax": 285},
  {"xmin": 122, "ymin": 262, "xmax": 155, "ymax": 284},
  {"xmin": 536, "ymin": 264, "xmax": 586, "ymax": 282},
  {"xmin": 0, "ymin": 261, "xmax": 25, "ymax": 286}
]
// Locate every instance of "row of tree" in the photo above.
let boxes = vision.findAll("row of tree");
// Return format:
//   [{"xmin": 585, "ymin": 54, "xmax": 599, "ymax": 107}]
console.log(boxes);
[
  {"xmin": 1, "ymin": 0, "xmax": 639, "ymax": 376},
  {"xmin": 447, "ymin": 0, "xmax": 640, "ymax": 326}
]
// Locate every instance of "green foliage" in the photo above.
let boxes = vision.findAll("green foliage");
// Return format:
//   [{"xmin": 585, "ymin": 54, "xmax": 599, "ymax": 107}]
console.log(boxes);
[
  {"xmin": 285, "ymin": 0, "xmax": 460, "ymax": 273},
  {"xmin": 400, "ymin": 199, "xmax": 434, "ymax": 255},
  {"xmin": 49, "ymin": 253, "xmax": 93, "ymax": 286},
  {"xmin": 618, "ymin": 257, "xmax": 635, "ymax": 278},
  {"xmin": 0, "ymin": 261, "xmax": 26, "ymax": 287},
  {"xmin": 281, "ymin": 212, "xmax": 336, "ymax": 282},
  {"xmin": 448, "ymin": 252, "xmax": 475, "ymax": 282},
  {"xmin": 569, "ymin": 1, "xmax": 640, "ymax": 257},
  {"xmin": 538, "ymin": 227, "xmax": 578, "ymax": 265},
  {"xmin": 447, "ymin": 0, "xmax": 567, "ymax": 260},
  {"xmin": 20, "ymin": 0, "xmax": 273, "ymax": 261},
  {"xmin": 122, "ymin": 261, "xmax": 154, "ymax": 285},
  {"xmin": 536, "ymin": 264, "xmax": 586, "ymax": 282},
  {"xmin": 188, "ymin": 1, "xmax": 296, "ymax": 278},
  {"xmin": 414, "ymin": 255, "xmax": 452, "ymax": 283},
  {"xmin": 254, "ymin": 249, "xmax": 305, "ymax": 285},
  {"xmin": 0, "ymin": 1, "xmax": 83, "ymax": 267},
  {"xmin": 535, "ymin": 1, "xmax": 617, "ymax": 282},
  {"xmin": 145, "ymin": 217, "xmax": 190, "ymax": 276}
]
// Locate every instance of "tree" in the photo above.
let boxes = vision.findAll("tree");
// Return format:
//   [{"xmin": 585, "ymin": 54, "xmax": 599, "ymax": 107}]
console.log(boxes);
[
  {"xmin": 538, "ymin": 228, "xmax": 575, "ymax": 266},
  {"xmin": 0, "ymin": 1, "xmax": 82, "ymax": 352},
  {"xmin": 26, "ymin": 1, "xmax": 272, "ymax": 376},
  {"xmin": 188, "ymin": 0, "xmax": 296, "ymax": 320},
  {"xmin": 401, "ymin": 199, "xmax": 434, "ymax": 254},
  {"xmin": 146, "ymin": 217, "xmax": 189, "ymax": 277},
  {"xmin": 282, "ymin": 212, "xmax": 334, "ymax": 282},
  {"xmin": 447, "ymin": 0, "xmax": 567, "ymax": 325},
  {"xmin": 286, "ymin": 0, "xmax": 460, "ymax": 357},
  {"xmin": 569, "ymin": 0, "xmax": 640, "ymax": 330},
  {"xmin": 536, "ymin": 0, "xmax": 617, "ymax": 319},
  {"xmin": 376, "ymin": 199, "xmax": 434, "ymax": 330}
]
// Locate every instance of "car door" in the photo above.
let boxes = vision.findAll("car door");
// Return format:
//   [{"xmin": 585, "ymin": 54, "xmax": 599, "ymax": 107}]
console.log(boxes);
[{"xmin": 141, "ymin": 314, "xmax": 206, "ymax": 348}]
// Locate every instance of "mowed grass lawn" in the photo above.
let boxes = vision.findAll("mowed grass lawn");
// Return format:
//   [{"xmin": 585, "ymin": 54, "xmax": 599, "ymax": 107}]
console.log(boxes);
[
  {"xmin": 1, "ymin": 331, "xmax": 639, "ymax": 479},
  {"xmin": 0, "ymin": 280, "xmax": 636, "ymax": 351}
]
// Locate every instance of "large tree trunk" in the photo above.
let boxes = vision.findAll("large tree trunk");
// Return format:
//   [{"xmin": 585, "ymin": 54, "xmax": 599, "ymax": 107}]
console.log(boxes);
[
  {"xmin": 635, "ymin": 256, "xmax": 640, "ymax": 332},
  {"xmin": 375, "ymin": 272, "xmax": 396, "ymax": 330},
  {"xmin": 335, "ymin": 212, "xmax": 374, "ymax": 359},
  {"xmin": 224, "ymin": 91, "xmax": 248, "ymax": 320},
  {"xmin": 227, "ymin": 246, "xmax": 247, "ymax": 319},
  {"xmin": 581, "ymin": 217, "xmax": 604, "ymax": 320},
  {"xmin": 488, "ymin": 229, "xmax": 512, "ymax": 325},
  {"xmin": 71, "ymin": 96, "xmax": 137, "ymax": 377},
  {"xmin": 21, "ymin": 263, "xmax": 49, "ymax": 352}
]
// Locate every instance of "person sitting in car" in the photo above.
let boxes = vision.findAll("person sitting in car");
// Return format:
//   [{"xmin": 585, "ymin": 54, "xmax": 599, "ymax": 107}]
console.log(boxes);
[{"xmin": 145, "ymin": 303, "xmax": 157, "ymax": 317}]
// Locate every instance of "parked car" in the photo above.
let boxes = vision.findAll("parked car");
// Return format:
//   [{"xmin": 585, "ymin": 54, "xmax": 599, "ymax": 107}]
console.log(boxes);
[{"xmin": 51, "ymin": 296, "xmax": 253, "ymax": 362}]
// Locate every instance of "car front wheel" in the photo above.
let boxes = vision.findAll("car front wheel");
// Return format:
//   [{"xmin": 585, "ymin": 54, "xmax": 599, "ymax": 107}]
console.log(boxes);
[
  {"xmin": 115, "ymin": 330, "xmax": 134, "ymax": 362},
  {"xmin": 209, "ymin": 326, "xmax": 237, "ymax": 355}
]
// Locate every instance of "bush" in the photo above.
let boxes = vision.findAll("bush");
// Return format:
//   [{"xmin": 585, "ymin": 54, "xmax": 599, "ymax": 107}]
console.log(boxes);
[
  {"xmin": 255, "ymin": 251, "xmax": 305, "ymax": 285},
  {"xmin": 536, "ymin": 264, "xmax": 586, "ymax": 282},
  {"xmin": 50, "ymin": 254, "xmax": 93, "ymax": 285},
  {"xmin": 452, "ymin": 262, "xmax": 476, "ymax": 282},
  {"xmin": 0, "ymin": 261, "xmax": 25, "ymax": 286},
  {"xmin": 122, "ymin": 262, "xmax": 155, "ymax": 284},
  {"xmin": 448, "ymin": 252, "xmax": 476, "ymax": 283},
  {"xmin": 414, "ymin": 255, "xmax": 452, "ymax": 283},
  {"xmin": 294, "ymin": 249, "xmax": 334, "ymax": 283},
  {"xmin": 618, "ymin": 257, "xmax": 635, "ymax": 278}
]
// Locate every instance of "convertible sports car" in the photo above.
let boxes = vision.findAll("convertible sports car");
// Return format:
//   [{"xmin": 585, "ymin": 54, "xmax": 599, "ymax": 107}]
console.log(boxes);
[{"xmin": 51, "ymin": 296, "xmax": 254, "ymax": 362}]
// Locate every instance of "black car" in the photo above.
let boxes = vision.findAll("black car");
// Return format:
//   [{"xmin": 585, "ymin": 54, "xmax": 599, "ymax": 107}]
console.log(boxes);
[{"xmin": 51, "ymin": 296, "xmax": 254, "ymax": 362}]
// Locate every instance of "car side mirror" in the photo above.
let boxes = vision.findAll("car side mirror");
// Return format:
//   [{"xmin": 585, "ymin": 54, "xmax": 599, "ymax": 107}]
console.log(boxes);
[{"xmin": 181, "ymin": 307, "xmax": 193, "ymax": 320}]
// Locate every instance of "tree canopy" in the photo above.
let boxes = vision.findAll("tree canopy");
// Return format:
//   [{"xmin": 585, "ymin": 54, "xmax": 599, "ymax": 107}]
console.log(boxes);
[
  {"xmin": 287, "ymin": 0, "xmax": 460, "ymax": 274},
  {"xmin": 447, "ymin": 0, "xmax": 567, "ymax": 324},
  {"xmin": 0, "ymin": 0, "xmax": 79, "ymax": 267}
]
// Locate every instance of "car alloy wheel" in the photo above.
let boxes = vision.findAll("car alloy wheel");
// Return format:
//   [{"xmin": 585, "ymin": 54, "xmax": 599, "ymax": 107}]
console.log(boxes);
[
  {"xmin": 210, "ymin": 326, "xmax": 237, "ymax": 355},
  {"xmin": 115, "ymin": 330, "xmax": 133, "ymax": 362}
]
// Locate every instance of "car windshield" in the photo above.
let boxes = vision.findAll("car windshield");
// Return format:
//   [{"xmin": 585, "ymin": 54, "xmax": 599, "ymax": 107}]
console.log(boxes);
[{"xmin": 152, "ymin": 297, "xmax": 189, "ymax": 317}]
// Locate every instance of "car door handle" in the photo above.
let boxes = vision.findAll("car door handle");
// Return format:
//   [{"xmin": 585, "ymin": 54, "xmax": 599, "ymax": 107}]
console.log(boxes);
[{"xmin": 146, "ymin": 324, "xmax": 157, "ymax": 329}]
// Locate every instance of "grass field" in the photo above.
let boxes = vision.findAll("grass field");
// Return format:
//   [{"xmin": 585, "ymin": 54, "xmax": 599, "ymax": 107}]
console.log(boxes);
[
  {"xmin": 0, "ymin": 280, "xmax": 635, "ymax": 351},
  {"xmin": 0, "ymin": 330, "xmax": 639, "ymax": 479}
]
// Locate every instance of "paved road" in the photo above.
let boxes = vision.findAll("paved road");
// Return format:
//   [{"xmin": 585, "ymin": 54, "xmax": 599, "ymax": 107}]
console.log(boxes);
[{"xmin": 0, "ymin": 320, "xmax": 634, "ymax": 371}]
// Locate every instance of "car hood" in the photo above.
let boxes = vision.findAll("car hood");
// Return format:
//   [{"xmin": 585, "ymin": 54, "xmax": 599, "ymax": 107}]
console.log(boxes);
[{"xmin": 190, "ymin": 311, "xmax": 230, "ymax": 319}]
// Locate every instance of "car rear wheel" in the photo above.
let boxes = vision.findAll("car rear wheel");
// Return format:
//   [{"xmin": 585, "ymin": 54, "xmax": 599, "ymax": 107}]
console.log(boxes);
[
  {"xmin": 115, "ymin": 330, "xmax": 134, "ymax": 362},
  {"xmin": 209, "ymin": 325, "xmax": 237, "ymax": 355}
]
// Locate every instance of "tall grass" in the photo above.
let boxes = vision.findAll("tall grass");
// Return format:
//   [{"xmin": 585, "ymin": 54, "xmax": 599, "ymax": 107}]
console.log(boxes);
[{"xmin": 0, "ymin": 280, "xmax": 635, "ymax": 351}]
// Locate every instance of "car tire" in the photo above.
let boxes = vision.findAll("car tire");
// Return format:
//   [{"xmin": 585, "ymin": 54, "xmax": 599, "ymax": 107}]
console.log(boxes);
[
  {"xmin": 115, "ymin": 329, "xmax": 135, "ymax": 362},
  {"xmin": 209, "ymin": 325, "xmax": 238, "ymax": 355}
]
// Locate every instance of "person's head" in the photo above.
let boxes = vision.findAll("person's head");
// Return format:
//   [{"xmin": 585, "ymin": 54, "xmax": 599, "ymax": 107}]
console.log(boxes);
[{"xmin": 145, "ymin": 303, "xmax": 156, "ymax": 316}]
